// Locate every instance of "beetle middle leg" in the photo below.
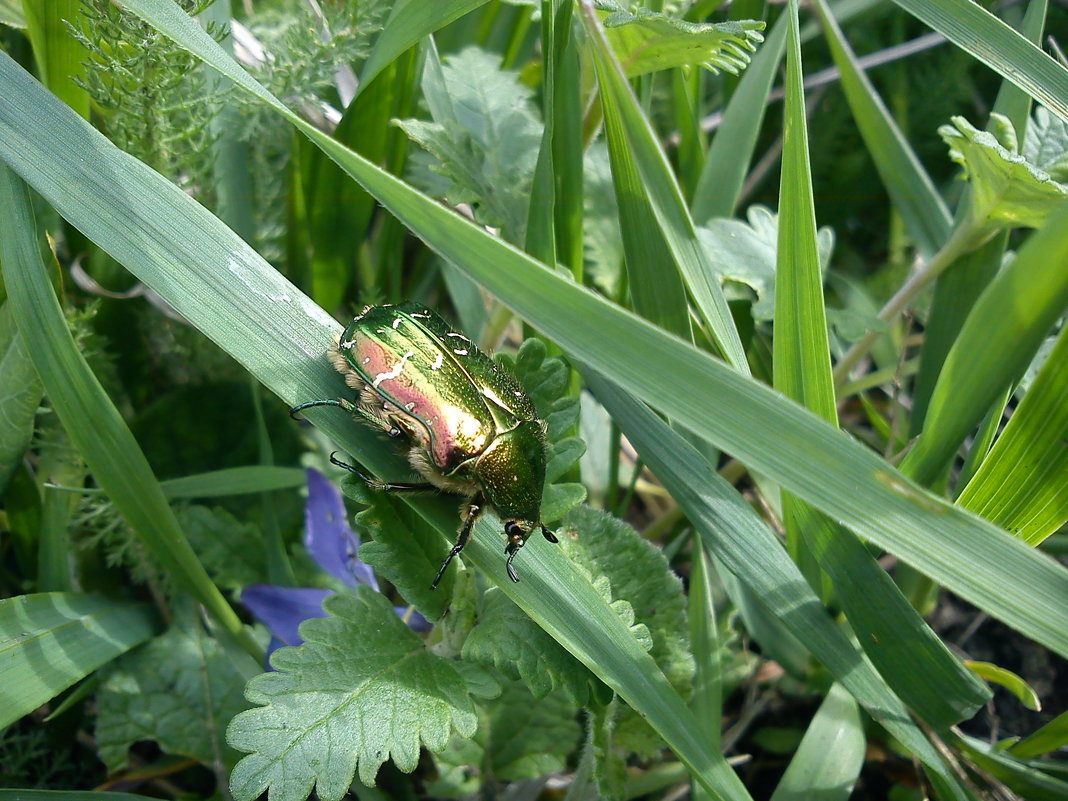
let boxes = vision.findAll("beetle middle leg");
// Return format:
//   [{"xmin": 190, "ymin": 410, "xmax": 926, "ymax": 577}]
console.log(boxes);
[
  {"xmin": 431, "ymin": 494, "xmax": 483, "ymax": 590},
  {"xmin": 329, "ymin": 452, "xmax": 437, "ymax": 492}
]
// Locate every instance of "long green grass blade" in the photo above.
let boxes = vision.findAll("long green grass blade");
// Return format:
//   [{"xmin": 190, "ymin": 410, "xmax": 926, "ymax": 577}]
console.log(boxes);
[
  {"xmin": 360, "ymin": 0, "xmax": 489, "ymax": 90},
  {"xmin": 583, "ymin": 372, "xmax": 970, "ymax": 800},
  {"xmin": 579, "ymin": 0, "xmax": 749, "ymax": 369},
  {"xmin": 956, "ymin": 324, "xmax": 1068, "ymax": 544},
  {"xmin": 775, "ymin": 0, "xmax": 987, "ymax": 729},
  {"xmin": 21, "ymin": 0, "xmax": 89, "ymax": 119},
  {"xmin": 891, "ymin": 0, "xmax": 1068, "ymax": 122},
  {"xmin": 0, "ymin": 163, "xmax": 260, "ymax": 660},
  {"xmin": 769, "ymin": 684, "xmax": 864, "ymax": 801},
  {"xmin": 813, "ymin": 0, "xmax": 951, "ymax": 257},
  {"xmin": 6, "ymin": 0, "xmax": 1068, "ymax": 675},
  {"xmin": 692, "ymin": 13, "xmax": 786, "ymax": 223},
  {"xmin": 0, "ymin": 592, "xmax": 155, "ymax": 727},
  {"xmin": 900, "ymin": 200, "xmax": 1068, "ymax": 485}
]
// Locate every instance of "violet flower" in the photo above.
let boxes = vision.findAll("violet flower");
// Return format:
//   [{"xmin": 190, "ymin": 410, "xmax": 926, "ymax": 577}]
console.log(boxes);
[{"xmin": 242, "ymin": 468, "xmax": 428, "ymax": 659}]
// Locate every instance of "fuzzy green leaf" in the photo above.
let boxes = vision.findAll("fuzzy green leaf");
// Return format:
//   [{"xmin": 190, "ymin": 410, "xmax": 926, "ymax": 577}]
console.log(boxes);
[
  {"xmin": 1024, "ymin": 106, "xmax": 1068, "ymax": 183},
  {"xmin": 697, "ymin": 205, "xmax": 834, "ymax": 323},
  {"xmin": 228, "ymin": 588, "xmax": 478, "ymax": 799},
  {"xmin": 939, "ymin": 114, "xmax": 1068, "ymax": 234},
  {"xmin": 431, "ymin": 681, "xmax": 580, "ymax": 795},
  {"xmin": 582, "ymin": 142, "xmax": 624, "ymax": 297},
  {"xmin": 461, "ymin": 587, "xmax": 592, "ymax": 705},
  {"xmin": 355, "ymin": 491, "xmax": 452, "ymax": 621},
  {"xmin": 96, "ymin": 606, "xmax": 250, "ymax": 771},
  {"xmin": 396, "ymin": 47, "xmax": 542, "ymax": 243},
  {"xmin": 0, "ymin": 302, "xmax": 41, "ymax": 493},
  {"xmin": 177, "ymin": 505, "xmax": 268, "ymax": 592},
  {"xmin": 597, "ymin": 1, "xmax": 764, "ymax": 76},
  {"xmin": 561, "ymin": 505, "xmax": 693, "ymax": 755}
]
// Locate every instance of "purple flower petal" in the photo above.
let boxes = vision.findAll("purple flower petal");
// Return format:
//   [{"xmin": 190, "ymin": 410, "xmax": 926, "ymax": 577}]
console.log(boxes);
[
  {"xmin": 242, "ymin": 584, "xmax": 332, "ymax": 648},
  {"xmin": 304, "ymin": 468, "xmax": 378, "ymax": 590},
  {"xmin": 397, "ymin": 606, "xmax": 432, "ymax": 633}
]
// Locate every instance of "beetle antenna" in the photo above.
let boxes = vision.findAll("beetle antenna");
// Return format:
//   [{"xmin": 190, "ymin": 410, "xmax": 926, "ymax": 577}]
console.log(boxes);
[{"xmin": 541, "ymin": 525, "xmax": 559, "ymax": 544}]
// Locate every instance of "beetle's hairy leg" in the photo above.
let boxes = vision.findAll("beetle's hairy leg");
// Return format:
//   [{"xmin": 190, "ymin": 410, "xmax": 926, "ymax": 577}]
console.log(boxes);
[
  {"xmin": 432, "ymin": 496, "xmax": 482, "ymax": 589},
  {"xmin": 328, "ymin": 453, "xmax": 436, "ymax": 493},
  {"xmin": 540, "ymin": 525, "xmax": 559, "ymax": 544},
  {"xmin": 289, "ymin": 398, "xmax": 356, "ymax": 419}
]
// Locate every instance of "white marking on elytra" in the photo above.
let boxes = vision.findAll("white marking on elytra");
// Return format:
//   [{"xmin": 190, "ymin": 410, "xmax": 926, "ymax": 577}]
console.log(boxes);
[
  {"xmin": 411, "ymin": 312, "xmax": 430, "ymax": 319},
  {"xmin": 431, "ymin": 353, "xmax": 444, "ymax": 370},
  {"xmin": 340, "ymin": 338, "xmax": 358, "ymax": 349},
  {"xmin": 513, "ymin": 390, "xmax": 523, "ymax": 397},
  {"xmin": 376, "ymin": 328, "xmax": 387, "ymax": 335},
  {"xmin": 362, "ymin": 357, "xmax": 371, "ymax": 365},
  {"xmin": 454, "ymin": 348, "xmax": 469, "ymax": 356},
  {"xmin": 446, "ymin": 332, "xmax": 470, "ymax": 342},
  {"xmin": 404, "ymin": 402, "xmax": 416, "ymax": 412},
  {"xmin": 372, "ymin": 351, "xmax": 415, "ymax": 387},
  {"xmin": 392, "ymin": 317, "xmax": 403, "ymax": 329}
]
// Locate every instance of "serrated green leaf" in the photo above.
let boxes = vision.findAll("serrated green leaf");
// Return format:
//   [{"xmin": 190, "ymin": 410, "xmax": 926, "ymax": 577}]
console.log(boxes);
[
  {"xmin": 596, "ymin": 2, "xmax": 764, "ymax": 76},
  {"xmin": 177, "ymin": 504, "xmax": 268, "ymax": 591},
  {"xmin": 431, "ymin": 680, "xmax": 580, "ymax": 794},
  {"xmin": 461, "ymin": 586, "xmax": 592, "ymax": 705},
  {"xmin": 589, "ymin": 697, "xmax": 628, "ymax": 801},
  {"xmin": 561, "ymin": 506, "xmax": 693, "ymax": 755},
  {"xmin": 698, "ymin": 205, "xmax": 834, "ymax": 323},
  {"xmin": 940, "ymin": 114, "xmax": 1068, "ymax": 234},
  {"xmin": 541, "ymin": 482, "xmax": 587, "ymax": 523},
  {"xmin": 228, "ymin": 588, "xmax": 478, "ymax": 799},
  {"xmin": 1025, "ymin": 105, "xmax": 1068, "ymax": 183},
  {"xmin": 396, "ymin": 47, "xmax": 542, "ymax": 243},
  {"xmin": 0, "ymin": 593, "xmax": 156, "ymax": 727},
  {"xmin": 582, "ymin": 142, "xmax": 624, "ymax": 297},
  {"xmin": 355, "ymin": 492, "xmax": 452, "ymax": 621},
  {"xmin": 546, "ymin": 437, "xmax": 586, "ymax": 483},
  {"xmin": 0, "ymin": 301, "xmax": 42, "ymax": 493},
  {"xmin": 96, "ymin": 605, "xmax": 249, "ymax": 771}
]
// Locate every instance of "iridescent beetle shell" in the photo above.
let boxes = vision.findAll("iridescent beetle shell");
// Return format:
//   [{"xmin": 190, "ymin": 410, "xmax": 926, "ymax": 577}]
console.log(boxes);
[{"xmin": 295, "ymin": 302, "xmax": 557, "ymax": 586}]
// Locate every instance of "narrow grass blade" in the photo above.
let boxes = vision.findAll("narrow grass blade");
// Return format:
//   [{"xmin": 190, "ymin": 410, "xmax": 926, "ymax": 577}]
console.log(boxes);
[
  {"xmin": 1009, "ymin": 709, "xmax": 1068, "ymax": 758},
  {"xmin": 769, "ymin": 684, "xmax": 864, "ymax": 801},
  {"xmin": 21, "ymin": 0, "xmax": 89, "ymax": 119},
  {"xmin": 813, "ymin": 0, "xmax": 951, "ymax": 257},
  {"xmin": 692, "ymin": 13, "xmax": 786, "ymax": 223},
  {"xmin": 6, "ymin": 0, "xmax": 1068, "ymax": 675},
  {"xmin": 900, "ymin": 200, "xmax": 1068, "ymax": 486},
  {"xmin": 158, "ymin": 466, "xmax": 307, "ymax": 499},
  {"xmin": 891, "ymin": 0, "xmax": 1068, "ymax": 122},
  {"xmin": 360, "ymin": 0, "xmax": 489, "ymax": 90},
  {"xmin": 957, "ymin": 324, "xmax": 1068, "ymax": 544},
  {"xmin": 0, "ymin": 592, "xmax": 155, "ymax": 727},
  {"xmin": 585, "ymin": 372, "xmax": 970, "ymax": 799},
  {"xmin": 579, "ymin": 0, "xmax": 749, "ymax": 370},
  {"xmin": 0, "ymin": 164, "xmax": 260, "ymax": 660}
]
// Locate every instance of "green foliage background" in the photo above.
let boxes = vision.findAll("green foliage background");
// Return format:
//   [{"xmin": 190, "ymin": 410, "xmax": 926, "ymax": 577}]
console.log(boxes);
[{"xmin": 1, "ymin": 0, "xmax": 1067, "ymax": 800}]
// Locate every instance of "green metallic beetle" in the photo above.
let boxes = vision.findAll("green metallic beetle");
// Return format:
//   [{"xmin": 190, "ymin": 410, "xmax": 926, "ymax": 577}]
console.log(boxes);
[{"xmin": 292, "ymin": 302, "xmax": 558, "ymax": 587}]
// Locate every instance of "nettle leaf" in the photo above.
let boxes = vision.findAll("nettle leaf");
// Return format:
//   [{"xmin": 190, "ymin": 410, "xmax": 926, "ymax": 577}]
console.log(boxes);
[
  {"xmin": 178, "ymin": 504, "xmax": 267, "ymax": 591},
  {"xmin": 462, "ymin": 586, "xmax": 593, "ymax": 705},
  {"xmin": 589, "ymin": 697, "xmax": 628, "ymax": 801},
  {"xmin": 430, "ymin": 680, "xmax": 581, "ymax": 795},
  {"xmin": 228, "ymin": 588, "xmax": 478, "ymax": 801},
  {"xmin": 939, "ymin": 114, "xmax": 1068, "ymax": 234},
  {"xmin": 1024, "ymin": 106, "xmax": 1068, "ymax": 183},
  {"xmin": 354, "ymin": 490, "xmax": 451, "ymax": 622},
  {"xmin": 560, "ymin": 506, "xmax": 693, "ymax": 755},
  {"xmin": 697, "ymin": 205, "xmax": 835, "ymax": 323},
  {"xmin": 596, "ymin": 1, "xmax": 764, "ymax": 77},
  {"xmin": 0, "ymin": 301, "xmax": 42, "ymax": 493},
  {"xmin": 95, "ymin": 605, "xmax": 248, "ymax": 772},
  {"xmin": 395, "ymin": 47, "xmax": 543, "ymax": 243}
]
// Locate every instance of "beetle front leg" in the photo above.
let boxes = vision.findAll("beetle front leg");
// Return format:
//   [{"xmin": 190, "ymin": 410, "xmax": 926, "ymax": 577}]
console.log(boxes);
[{"xmin": 431, "ymin": 495, "xmax": 483, "ymax": 589}]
